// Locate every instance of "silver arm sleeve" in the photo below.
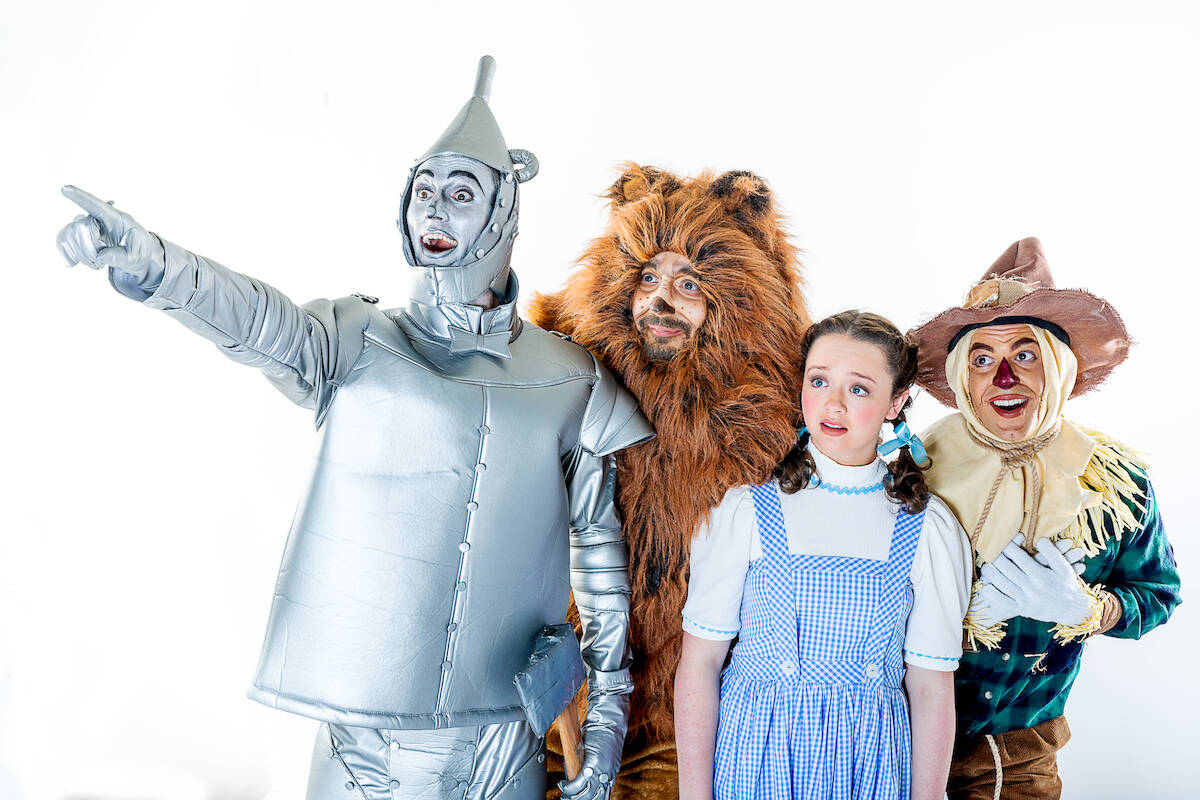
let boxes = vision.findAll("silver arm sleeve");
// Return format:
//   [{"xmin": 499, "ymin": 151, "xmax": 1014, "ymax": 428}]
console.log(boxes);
[
  {"xmin": 564, "ymin": 448, "xmax": 634, "ymax": 684},
  {"xmin": 110, "ymin": 236, "xmax": 369, "ymax": 417},
  {"xmin": 561, "ymin": 447, "xmax": 632, "ymax": 797}
]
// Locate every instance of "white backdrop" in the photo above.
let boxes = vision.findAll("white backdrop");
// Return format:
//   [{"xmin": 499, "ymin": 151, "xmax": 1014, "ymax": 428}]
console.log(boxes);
[{"xmin": 2, "ymin": 2, "xmax": 1196, "ymax": 798}]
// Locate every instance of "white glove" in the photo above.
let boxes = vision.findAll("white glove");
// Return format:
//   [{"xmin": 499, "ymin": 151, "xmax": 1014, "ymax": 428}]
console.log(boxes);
[
  {"xmin": 967, "ymin": 580, "xmax": 1021, "ymax": 629},
  {"xmin": 978, "ymin": 534, "xmax": 1095, "ymax": 626},
  {"xmin": 56, "ymin": 185, "xmax": 165, "ymax": 286},
  {"xmin": 1034, "ymin": 536, "xmax": 1087, "ymax": 576}
]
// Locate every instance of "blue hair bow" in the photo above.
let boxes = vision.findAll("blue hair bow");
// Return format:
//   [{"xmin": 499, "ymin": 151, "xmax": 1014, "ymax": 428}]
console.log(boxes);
[{"xmin": 877, "ymin": 421, "xmax": 929, "ymax": 466}]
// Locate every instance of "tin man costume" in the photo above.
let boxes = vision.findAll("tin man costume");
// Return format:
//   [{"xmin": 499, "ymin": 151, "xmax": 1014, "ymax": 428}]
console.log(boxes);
[{"xmin": 55, "ymin": 57, "xmax": 652, "ymax": 800}]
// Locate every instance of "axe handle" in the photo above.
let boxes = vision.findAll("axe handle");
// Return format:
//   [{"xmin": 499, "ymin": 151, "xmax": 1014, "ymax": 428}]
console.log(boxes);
[{"xmin": 555, "ymin": 702, "xmax": 585, "ymax": 779}]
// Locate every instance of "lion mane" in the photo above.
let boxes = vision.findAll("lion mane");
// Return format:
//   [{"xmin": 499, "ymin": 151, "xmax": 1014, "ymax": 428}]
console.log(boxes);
[{"xmin": 527, "ymin": 164, "xmax": 809, "ymax": 785}]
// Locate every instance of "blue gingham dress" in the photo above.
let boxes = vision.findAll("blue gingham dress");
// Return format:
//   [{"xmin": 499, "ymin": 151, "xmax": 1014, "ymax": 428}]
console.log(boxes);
[{"xmin": 714, "ymin": 481, "xmax": 926, "ymax": 800}]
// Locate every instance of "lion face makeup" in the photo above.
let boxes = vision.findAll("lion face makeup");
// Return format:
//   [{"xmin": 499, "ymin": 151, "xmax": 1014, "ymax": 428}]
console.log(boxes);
[{"xmin": 632, "ymin": 251, "xmax": 708, "ymax": 361}]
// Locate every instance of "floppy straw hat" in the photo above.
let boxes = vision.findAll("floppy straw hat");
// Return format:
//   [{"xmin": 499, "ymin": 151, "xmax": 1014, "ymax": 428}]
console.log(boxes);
[{"xmin": 908, "ymin": 237, "xmax": 1132, "ymax": 407}]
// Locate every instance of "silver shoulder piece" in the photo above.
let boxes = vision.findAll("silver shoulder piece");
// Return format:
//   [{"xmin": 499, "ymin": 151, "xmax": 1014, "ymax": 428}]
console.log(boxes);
[{"xmin": 580, "ymin": 359, "xmax": 655, "ymax": 456}]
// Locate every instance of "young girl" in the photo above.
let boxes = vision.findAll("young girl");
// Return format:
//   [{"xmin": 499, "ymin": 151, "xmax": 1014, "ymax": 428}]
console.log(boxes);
[{"xmin": 675, "ymin": 311, "xmax": 973, "ymax": 800}]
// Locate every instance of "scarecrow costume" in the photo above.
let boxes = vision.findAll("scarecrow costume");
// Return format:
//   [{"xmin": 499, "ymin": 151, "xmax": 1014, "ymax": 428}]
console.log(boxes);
[
  {"xmin": 527, "ymin": 164, "xmax": 810, "ymax": 798},
  {"xmin": 909, "ymin": 238, "xmax": 1181, "ymax": 800}
]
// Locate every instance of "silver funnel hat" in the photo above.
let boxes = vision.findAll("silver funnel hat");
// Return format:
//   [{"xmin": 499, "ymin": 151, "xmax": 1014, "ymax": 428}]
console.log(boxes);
[{"xmin": 400, "ymin": 55, "xmax": 539, "ymax": 305}]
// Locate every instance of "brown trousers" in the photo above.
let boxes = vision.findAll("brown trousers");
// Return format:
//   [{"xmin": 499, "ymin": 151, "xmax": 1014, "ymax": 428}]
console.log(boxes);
[{"xmin": 948, "ymin": 716, "xmax": 1071, "ymax": 800}]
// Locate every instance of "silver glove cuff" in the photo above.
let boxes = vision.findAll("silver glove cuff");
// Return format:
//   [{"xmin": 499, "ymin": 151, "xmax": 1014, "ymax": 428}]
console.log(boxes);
[{"xmin": 586, "ymin": 667, "xmax": 633, "ymax": 697}]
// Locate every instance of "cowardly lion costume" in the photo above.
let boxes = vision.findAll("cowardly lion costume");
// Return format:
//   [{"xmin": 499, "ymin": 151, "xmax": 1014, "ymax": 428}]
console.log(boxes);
[{"xmin": 528, "ymin": 164, "xmax": 810, "ymax": 797}]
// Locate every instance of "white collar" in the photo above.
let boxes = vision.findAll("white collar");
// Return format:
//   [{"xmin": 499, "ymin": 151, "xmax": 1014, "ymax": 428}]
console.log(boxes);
[{"xmin": 808, "ymin": 441, "xmax": 887, "ymax": 489}]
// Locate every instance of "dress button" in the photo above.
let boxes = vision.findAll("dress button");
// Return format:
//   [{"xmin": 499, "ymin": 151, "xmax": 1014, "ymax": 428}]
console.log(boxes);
[
  {"xmin": 390, "ymin": 780, "xmax": 400, "ymax": 789},
  {"xmin": 467, "ymin": 501, "xmax": 479, "ymax": 512},
  {"xmin": 478, "ymin": 424, "xmax": 491, "ymax": 435},
  {"xmin": 475, "ymin": 463, "xmax": 487, "ymax": 473},
  {"xmin": 442, "ymin": 660, "xmax": 453, "ymax": 671},
  {"xmin": 985, "ymin": 691, "xmax": 993, "ymax": 700},
  {"xmin": 466, "ymin": 742, "xmax": 476, "ymax": 753},
  {"xmin": 345, "ymin": 782, "xmax": 356, "ymax": 791},
  {"xmin": 779, "ymin": 660, "xmax": 795, "ymax": 675},
  {"xmin": 537, "ymin": 753, "xmax": 545, "ymax": 764},
  {"xmin": 513, "ymin": 779, "xmax": 521, "ymax": 789},
  {"xmin": 865, "ymin": 663, "xmax": 880, "ymax": 678},
  {"xmin": 447, "ymin": 622, "xmax": 458, "ymax": 632},
  {"xmin": 456, "ymin": 581, "xmax": 467, "ymax": 592},
  {"xmin": 389, "ymin": 740, "xmax": 400, "ymax": 751},
  {"xmin": 1002, "ymin": 653, "xmax": 1011, "ymax": 661},
  {"xmin": 459, "ymin": 541, "xmax": 471, "ymax": 552}
]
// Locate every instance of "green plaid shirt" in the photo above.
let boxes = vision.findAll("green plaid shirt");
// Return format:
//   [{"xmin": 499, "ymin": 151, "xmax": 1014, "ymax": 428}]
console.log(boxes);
[{"xmin": 955, "ymin": 472, "xmax": 1181, "ymax": 739}]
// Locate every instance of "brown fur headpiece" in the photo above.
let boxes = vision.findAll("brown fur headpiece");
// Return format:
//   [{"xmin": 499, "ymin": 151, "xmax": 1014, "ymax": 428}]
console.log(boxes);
[{"xmin": 528, "ymin": 164, "xmax": 810, "ymax": 739}]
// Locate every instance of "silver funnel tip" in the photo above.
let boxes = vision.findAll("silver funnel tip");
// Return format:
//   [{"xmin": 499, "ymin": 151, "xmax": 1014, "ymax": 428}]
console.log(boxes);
[{"xmin": 473, "ymin": 55, "xmax": 496, "ymax": 101}]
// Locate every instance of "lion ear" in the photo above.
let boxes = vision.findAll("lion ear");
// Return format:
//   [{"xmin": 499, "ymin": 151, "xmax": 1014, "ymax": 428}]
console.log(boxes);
[
  {"xmin": 708, "ymin": 170, "xmax": 775, "ymax": 217},
  {"xmin": 606, "ymin": 163, "xmax": 682, "ymax": 206}
]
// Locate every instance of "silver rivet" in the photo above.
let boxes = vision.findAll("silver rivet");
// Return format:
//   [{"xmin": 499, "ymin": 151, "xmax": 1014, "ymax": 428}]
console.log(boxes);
[
  {"xmin": 456, "ymin": 581, "xmax": 467, "ymax": 592},
  {"xmin": 442, "ymin": 660, "xmax": 453, "ymax": 671},
  {"xmin": 467, "ymin": 501, "xmax": 479, "ymax": 512},
  {"xmin": 475, "ymin": 248, "xmax": 484, "ymax": 258},
  {"xmin": 490, "ymin": 223, "xmax": 499, "ymax": 233},
  {"xmin": 1002, "ymin": 653, "xmax": 1011, "ymax": 661},
  {"xmin": 459, "ymin": 541, "xmax": 471, "ymax": 552},
  {"xmin": 513, "ymin": 779, "xmax": 521, "ymax": 789},
  {"xmin": 537, "ymin": 753, "xmax": 545, "ymax": 763},
  {"xmin": 478, "ymin": 424, "xmax": 491, "ymax": 435},
  {"xmin": 345, "ymin": 782, "xmax": 355, "ymax": 791},
  {"xmin": 475, "ymin": 463, "xmax": 486, "ymax": 473},
  {"xmin": 447, "ymin": 622, "xmax": 458, "ymax": 632},
  {"xmin": 390, "ymin": 780, "xmax": 400, "ymax": 789},
  {"xmin": 466, "ymin": 743, "xmax": 477, "ymax": 753},
  {"xmin": 504, "ymin": 172, "xmax": 513, "ymax": 183},
  {"xmin": 985, "ymin": 690, "xmax": 993, "ymax": 700},
  {"xmin": 390, "ymin": 740, "xmax": 400, "ymax": 751}
]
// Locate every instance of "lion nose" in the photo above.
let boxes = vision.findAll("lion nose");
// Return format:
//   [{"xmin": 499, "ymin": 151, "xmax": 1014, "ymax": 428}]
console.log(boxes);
[{"xmin": 651, "ymin": 296, "xmax": 675, "ymax": 314}]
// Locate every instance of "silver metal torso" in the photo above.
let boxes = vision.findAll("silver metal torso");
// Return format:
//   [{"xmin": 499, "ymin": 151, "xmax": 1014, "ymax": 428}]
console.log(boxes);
[{"xmin": 248, "ymin": 305, "xmax": 602, "ymax": 729}]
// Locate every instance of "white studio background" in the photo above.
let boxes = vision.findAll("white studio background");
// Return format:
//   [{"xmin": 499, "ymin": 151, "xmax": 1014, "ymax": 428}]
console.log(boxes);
[{"xmin": 2, "ymin": 2, "xmax": 1197, "ymax": 798}]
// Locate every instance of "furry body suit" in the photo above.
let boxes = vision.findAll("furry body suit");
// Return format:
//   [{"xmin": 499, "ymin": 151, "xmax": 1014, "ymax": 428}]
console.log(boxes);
[{"xmin": 527, "ymin": 165, "xmax": 810, "ymax": 797}]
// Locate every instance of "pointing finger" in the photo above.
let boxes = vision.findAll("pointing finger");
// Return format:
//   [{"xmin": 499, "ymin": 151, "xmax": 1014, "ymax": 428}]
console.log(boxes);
[{"xmin": 62, "ymin": 185, "xmax": 127, "ymax": 234}]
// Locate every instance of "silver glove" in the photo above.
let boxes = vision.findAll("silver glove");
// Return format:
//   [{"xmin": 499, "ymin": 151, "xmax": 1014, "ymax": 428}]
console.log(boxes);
[{"xmin": 56, "ymin": 186, "xmax": 165, "ymax": 287}]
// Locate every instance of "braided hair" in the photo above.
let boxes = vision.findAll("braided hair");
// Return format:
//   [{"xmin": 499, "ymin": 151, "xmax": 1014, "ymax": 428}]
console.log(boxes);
[{"xmin": 773, "ymin": 310, "xmax": 931, "ymax": 513}]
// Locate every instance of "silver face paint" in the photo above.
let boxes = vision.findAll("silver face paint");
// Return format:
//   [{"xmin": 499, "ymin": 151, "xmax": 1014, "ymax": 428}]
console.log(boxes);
[
  {"xmin": 400, "ymin": 56, "xmax": 538, "ymax": 307},
  {"xmin": 405, "ymin": 154, "xmax": 499, "ymax": 268}
]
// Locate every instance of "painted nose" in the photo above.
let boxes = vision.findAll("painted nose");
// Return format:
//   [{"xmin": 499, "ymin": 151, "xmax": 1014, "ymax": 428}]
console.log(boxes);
[
  {"xmin": 651, "ymin": 295, "xmax": 675, "ymax": 314},
  {"xmin": 992, "ymin": 358, "xmax": 1020, "ymax": 389},
  {"xmin": 425, "ymin": 200, "xmax": 443, "ymax": 219}
]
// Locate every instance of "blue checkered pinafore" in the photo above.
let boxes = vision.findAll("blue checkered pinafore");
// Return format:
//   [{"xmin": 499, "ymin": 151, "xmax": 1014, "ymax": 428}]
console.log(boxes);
[{"xmin": 713, "ymin": 480, "xmax": 926, "ymax": 800}]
